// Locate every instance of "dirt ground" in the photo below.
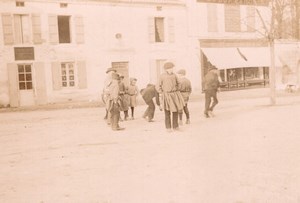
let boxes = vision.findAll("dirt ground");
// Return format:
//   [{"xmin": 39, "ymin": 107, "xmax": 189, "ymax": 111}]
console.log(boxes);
[{"xmin": 1, "ymin": 93, "xmax": 300, "ymax": 203}]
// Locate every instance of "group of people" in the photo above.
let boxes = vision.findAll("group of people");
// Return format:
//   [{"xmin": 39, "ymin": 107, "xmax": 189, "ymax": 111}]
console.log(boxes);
[{"xmin": 102, "ymin": 62, "xmax": 220, "ymax": 132}]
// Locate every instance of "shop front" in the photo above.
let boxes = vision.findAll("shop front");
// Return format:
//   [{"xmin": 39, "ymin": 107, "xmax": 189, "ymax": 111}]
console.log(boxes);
[{"xmin": 201, "ymin": 46, "xmax": 270, "ymax": 91}]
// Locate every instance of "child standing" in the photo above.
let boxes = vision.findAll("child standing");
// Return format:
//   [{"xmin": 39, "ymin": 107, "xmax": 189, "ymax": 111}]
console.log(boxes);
[
  {"xmin": 177, "ymin": 69, "xmax": 192, "ymax": 125},
  {"xmin": 127, "ymin": 78, "xmax": 138, "ymax": 120}
]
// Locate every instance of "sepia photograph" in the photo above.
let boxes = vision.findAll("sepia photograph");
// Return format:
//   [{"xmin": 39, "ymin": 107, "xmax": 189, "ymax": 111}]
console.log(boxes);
[{"xmin": 1, "ymin": 0, "xmax": 300, "ymax": 202}]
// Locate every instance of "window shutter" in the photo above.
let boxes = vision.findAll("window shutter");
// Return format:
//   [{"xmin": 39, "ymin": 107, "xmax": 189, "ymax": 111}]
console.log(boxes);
[
  {"xmin": 34, "ymin": 62, "xmax": 47, "ymax": 104},
  {"xmin": 77, "ymin": 61, "xmax": 87, "ymax": 89},
  {"xmin": 148, "ymin": 17, "xmax": 155, "ymax": 43},
  {"xmin": 1, "ymin": 13, "xmax": 14, "ymax": 45},
  {"xmin": 51, "ymin": 62, "xmax": 62, "ymax": 90},
  {"xmin": 168, "ymin": 17, "xmax": 175, "ymax": 43},
  {"xmin": 32, "ymin": 14, "xmax": 42, "ymax": 44},
  {"xmin": 48, "ymin": 15, "xmax": 59, "ymax": 44},
  {"xmin": 207, "ymin": 4, "xmax": 218, "ymax": 32},
  {"xmin": 246, "ymin": 6, "xmax": 255, "ymax": 32},
  {"xmin": 224, "ymin": 5, "xmax": 241, "ymax": 32},
  {"xmin": 75, "ymin": 16, "xmax": 85, "ymax": 44},
  {"xmin": 7, "ymin": 63, "xmax": 19, "ymax": 107}
]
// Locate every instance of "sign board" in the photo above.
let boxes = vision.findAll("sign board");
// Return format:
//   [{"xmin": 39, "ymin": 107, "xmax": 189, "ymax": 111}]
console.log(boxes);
[{"xmin": 14, "ymin": 47, "xmax": 35, "ymax": 61}]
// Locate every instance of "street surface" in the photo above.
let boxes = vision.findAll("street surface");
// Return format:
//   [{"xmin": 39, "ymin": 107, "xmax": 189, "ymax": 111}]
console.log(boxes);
[{"xmin": 1, "ymin": 91, "xmax": 300, "ymax": 203}]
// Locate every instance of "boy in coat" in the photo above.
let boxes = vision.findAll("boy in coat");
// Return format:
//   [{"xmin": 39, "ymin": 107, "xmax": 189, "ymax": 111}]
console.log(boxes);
[
  {"xmin": 203, "ymin": 66, "xmax": 220, "ymax": 118},
  {"xmin": 177, "ymin": 69, "xmax": 192, "ymax": 125},
  {"xmin": 156, "ymin": 62, "xmax": 185, "ymax": 132},
  {"xmin": 141, "ymin": 84, "xmax": 161, "ymax": 122},
  {"xmin": 127, "ymin": 78, "xmax": 139, "ymax": 120}
]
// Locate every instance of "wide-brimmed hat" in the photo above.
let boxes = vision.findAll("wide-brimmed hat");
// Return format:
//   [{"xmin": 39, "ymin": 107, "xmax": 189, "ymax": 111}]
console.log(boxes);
[
  {"xmin": 177, "ymin": 69, "xmax": 186, "ymax": 75},
  {"xmin": 164, "ymin": 62, "xmax": 175, "ymax": 70},
  {"xmin": 106, "ymin": 67, "xmax": 116, "ymax": 74}
]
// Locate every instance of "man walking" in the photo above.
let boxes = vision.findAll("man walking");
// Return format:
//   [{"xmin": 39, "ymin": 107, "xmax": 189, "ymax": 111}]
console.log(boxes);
[
  {"xmin": 141, "ymin": 84, "xmax": 161, "ymax": 122},
  {"xmin": 203, "ymin": 66, "xmax": 220, "ymax": 118},
  {"xmin": 102, "ymin": 67, "xmax": 116, "ymax": 124}
]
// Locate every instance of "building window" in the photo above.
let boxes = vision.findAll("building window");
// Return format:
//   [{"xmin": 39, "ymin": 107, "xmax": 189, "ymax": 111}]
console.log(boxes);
[
  {"xmin": 224, "ymin": 5, "xmax": 241, "ymax": 32},
  {"xmin": 18, "ymin": 64, "xmax": 32, "ymax": 90},
  {"xmin": 155, "ymin": 17, "xmax": 164, "ymax": 42},
  {"xmin": 246, "ymin": 6, "xmax": 256, "ymax": 32},
  {"xmin": 61, "ymin": 62, "xmax": 75, "ymax": 87},
  {"xmin": 60, "ymin": 3, "xmax": 68, "ymax": 8},
  {"xmin": 207, "ymin": 4, "xmax": 218, "ymax": 32},
  {"xmin": 16, "ymin": 1, "xmax": 25, "ymax": 7},
  {"xmin": 58, "ymin": 16, "xmax": 71, "ymax": 43},
  {"xmin": 14, "ymin": 14, "xmax": 31, "ymax": 44}
]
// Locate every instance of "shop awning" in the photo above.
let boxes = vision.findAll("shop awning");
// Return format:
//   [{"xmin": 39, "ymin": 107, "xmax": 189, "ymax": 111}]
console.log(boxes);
[{"xmin": 201, "ymin": 47, "xmax": 273, "ymax": 69}]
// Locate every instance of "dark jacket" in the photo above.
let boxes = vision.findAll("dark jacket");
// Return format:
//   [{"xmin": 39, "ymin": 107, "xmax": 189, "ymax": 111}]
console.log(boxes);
[
  {"xmin": 204, "ymin": 71, "xmax": 220, "ymax": 90},
  {"xmin": 141, "ymin": 84, "xmax": 160, "ymax": 105}
]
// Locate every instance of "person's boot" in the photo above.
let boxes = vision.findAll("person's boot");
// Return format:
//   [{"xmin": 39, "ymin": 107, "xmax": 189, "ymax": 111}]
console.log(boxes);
[{"xmin": 186, "ymin": 119, "xmax": 190, "ymax": 124}]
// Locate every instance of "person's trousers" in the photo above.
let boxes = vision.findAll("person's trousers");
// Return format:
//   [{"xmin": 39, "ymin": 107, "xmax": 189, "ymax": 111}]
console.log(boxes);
[
  {"xmin": 143, "ymin": 100, "xmax": 155, "ymax": 120},
  {"xmin": 110, "ymin": 103, "xmax": 120, "ymax": 130},
  {"xmin": 204, "ymin": 89, "xmax": 218, "ymax": 114},
  {"xmin": 179, "ymin": 104, "xmax": 190, "ymax": 120},
  {"xmin": 164, "ymin": 109, "xmax": 179, "ymax": 129}
]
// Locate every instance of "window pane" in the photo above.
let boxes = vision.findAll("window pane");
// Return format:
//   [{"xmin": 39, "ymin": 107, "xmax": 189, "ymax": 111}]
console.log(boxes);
[
  {"xmin": 155, "ymin": 17, "xmax": 164, "ymax": 42},
  {"xmin": 19, "ymin": 82, "xmax": 26, "ymax": 90},
  {"xmin": 21, "ymin": 15, "xmax": 31, "ymax": 43},
  {"xmin": 69, "ymin": 69, "xmax": 74, "ymax": 75},
  {"xmin": 224, "ymin": 5, "xmax": 241, "ymax": 32},
  {"xmin": 62, "ymin": 70, "xmax": 66, "ymax": 75},
  {"xmin": 58, "ymin": 16, "xmax": 71, "ymax": 43},
  {"xmin": 25, "ymin": 65, "xmax": 31, "ymax": 72},
  {"xmin": 69, "ymin": 81, "xmax": 75, "ymax": 86},
  {"xmin": 26, "ymin": 82, "xmax": 32, "ymax": 89},
  {"xmin": 26, "ymin": 73, "xmax": 32, "ymax": 81},
  {"xmin": 62, "ymin": 76, "xmax": 67, "ymax": 81},
  {"xmin": 18, "ymin": 74, "xmax": 25, "ymax": 81},
  {"xmin": 18, "ymin": 65, "xmax": 24, "ymax": 73},
  {"xmin": 62, "ymin": 82, "xmax": 67, "ymax": 87},
  {"xmin": 69, "ymin": 76, "xmax": 74, "ymax": 80}
]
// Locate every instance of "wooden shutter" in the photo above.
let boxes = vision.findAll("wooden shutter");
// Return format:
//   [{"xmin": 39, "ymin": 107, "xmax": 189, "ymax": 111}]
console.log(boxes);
[
  {"xmin": 148, "ymin": 17, "xmax": 155, "ymax": 43},
  {"xmin": 77, "ymin": 61, "xmax": 87, "ymax": 89},
  {"xmin": 34, "ymin": 62, "xmax": 47, "ymax": 104},
  {"xmin": 224, "ymin": 5, "xmax": 241, "ymax": 32},
  {"xmin": 207, "ymin": 4, "xmax": 218, "ymax": 32},
  {"xmin": 1, "ymin": 13, "xmax": 14, "ymax": 45},
  {"xmin": 75, "ymin": 16, "xmax": 85, "ymax": 44},
  {"xmin": 32, "ymin": 14, "xmax": 42, "ymax": 44},
  {"xmin": 51, "ymin": 62, "xmax": 62, "ymax": 90},
  {"xmin": 48, "ymin": 15, "xmax": 58, "ymax": 44},
  {"xmin": 168, "ymin": 17, "xmax": 175, "ymax": 43},
  {"xmin": 7, "ymin": 63, "xmax": 19, "ymax": 107},
  {"xmin": 246, "ymin": 6, "xmax": 255, "ymax": 32}
]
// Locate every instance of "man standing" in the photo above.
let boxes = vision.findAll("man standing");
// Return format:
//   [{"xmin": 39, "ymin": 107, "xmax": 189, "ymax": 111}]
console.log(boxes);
[
  {"xmin": 118, "ymin": 75, "xmax": 129, "ymax": 121},
  {"xmin": 203, "ymin": 66, "xmax": 220, "ymax": 118},
  {"xmin": 108, "ymin": 72, "xmax": 125, "ymax": 131},
  {"xmin": 102, "ymin": 67, "xmax": 116, "ymax": 124},
  {"xmin": 177, "ymin": 69, "xmax": 192, "ymax": 125},
  {"xmin": 141, "ymin": 84, "xmax": 161, "ymax": 122},
  {"xmin": 156, "ymin": 62, "xmax": 185, "ymax": 132}
]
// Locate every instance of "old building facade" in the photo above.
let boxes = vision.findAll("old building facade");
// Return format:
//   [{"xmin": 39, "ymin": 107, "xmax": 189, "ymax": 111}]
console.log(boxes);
[{"xmin": 0, "ymin": 0, "xmax": 195, "ymax": 107}]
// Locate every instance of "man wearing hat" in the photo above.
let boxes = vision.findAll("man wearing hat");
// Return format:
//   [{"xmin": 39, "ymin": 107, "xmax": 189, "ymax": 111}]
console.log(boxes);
[
  {"xmin": 102, "ymin": 67, "xmax": 116, "ymax": 123},
  {"xmin": 156, "ymin": 62, "xmax": 185, "ymax": 132},
  {"xmin": 108, "ymin": 72, "xmax": 125, "ymax": 131},
  {"xmin": 177, "ymin": 69, "xmax": 192, "ymax": 125},
  {"xmin": 203, "ymin": 66, "xmax": 220, "ymax": 118}
]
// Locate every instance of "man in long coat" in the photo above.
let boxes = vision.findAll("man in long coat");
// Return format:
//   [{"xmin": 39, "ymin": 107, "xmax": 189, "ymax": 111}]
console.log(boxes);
[{"xmin": 156, "ymin": 62, "xmax": 185, "ymax": 132}]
